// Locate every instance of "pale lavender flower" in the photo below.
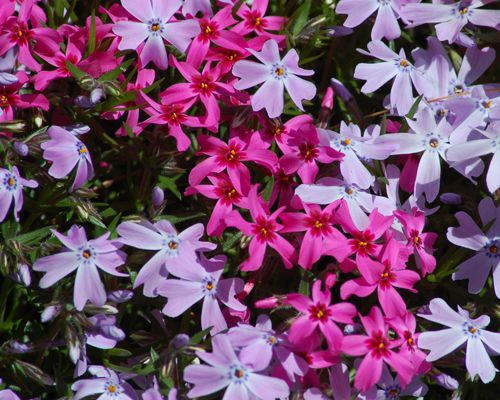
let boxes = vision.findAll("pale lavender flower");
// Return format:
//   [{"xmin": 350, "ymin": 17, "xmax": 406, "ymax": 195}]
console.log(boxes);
[
  {"xmin": 184, "ymin": 334, "xmax": 290, "ymax": 399},
  {"xmin": 0, "ymin": 390, "xmax": 21, "ymax": 400},
  {"xmin": 227, "ymin": 315, "xmax": 308, "ymax": 382},
  {"xmin": 181, "ymin": 0, "xmax": 212, "ymax": 16},
  {"xmin": 401, "ymin": 0, "xmax": 500, "ymax": 45},
  {"xmin": 41, "ymin": 126, "xmax": 94, "ymax": 191},
  {"xmin": 375, "ymin": 106, "xmax": 454, "ymax": 202},
  {"xmin": 157, "ymin": 254, "xmax": 246, "ymax": 335},
  {"xmin": 354, "ymin": 41, "xmax": 431, "ymax": 115},
  {"xmin": 72, "ymin": 366, "xmax": 138, "ymax": 400},
  {"xmin": 112, "ymin": 0, "xmax": 200, "ymax": 70},
  {"xmin": 447, "ymin": 122, "xmax": 500, "ymax": 193},
  {"xmin": 33, "ymin": 225, "xmax": 128, "ymax": 311},
  {"xmin": 336, "ymin": 0, "xmax": 415, "ymax": 40},
  {"xmin": 433, "ymin": 373, "xmax": 459, "ymax": 391},
  {"xmin": 418, "ymin": 298, "xmax": 500, "ymax": 384},
  {"xmin": 233, "ymin": 39, "xmax": 316, "ymax": 118},
  {"xmin": 447, "ymin": 197, "xmax": 499, "ymax": 297},
  {"xmin": 0, "ymin": 166, "xmax": 38, "ymax": 223},
  {"xmin": 116, "ymin": 220, "xmax": 216, "ymax": 297}
]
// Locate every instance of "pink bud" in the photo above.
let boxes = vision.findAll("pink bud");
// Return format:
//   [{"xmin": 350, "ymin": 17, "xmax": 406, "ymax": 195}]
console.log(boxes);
[
  {"xmin": 254, "ymin": 296, "xmax": 279, "ymax": 309},
  {"xmin": 321, "ymin": 86, "xmax": 334, "ymax": 110}
]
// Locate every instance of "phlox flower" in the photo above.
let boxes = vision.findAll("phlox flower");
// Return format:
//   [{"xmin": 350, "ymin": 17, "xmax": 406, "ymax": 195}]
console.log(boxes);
[
  {"xmin": 157, "ymin": 254, "xmax": 246, "ymax": 335},
  {"xmin": 286, "ymin": 280, "xmax": 356, "ymax": 350},
  {"xmin": 184, "ymin": 334, "xmax": 290, "ymax": 400},
  {"xmin": 394, "ymin": 207, "xmax": 437, "ymax": 276},
  {"xmin": 41, "ymin": 126, "xmax": 94, "ymax": 191},
  {"xmin": 336, "ymin": 0, "xmax": 412, "ymax": 41},
  {"xmin": 233, "ymin": 39, "xmax": 316, "ymax": 118},
  {"xmin": 181, "ymin": 0, "xmax": 212, "ymax": 17},
  {"xmin": 33, "ymin": 226, "xmax": 128, "ymax": 311},
  {"xmin": 280, "ymin": 202, "xmax": 348, "ymax": 270},
  {"xmin": 112, "ymin": 0, "xmax": 200, "ymax": 70},
  {"xmin": 319, "ymin": 122, "xmax": 395, "ymax": 189},
  {"xmin": 227, "ymin": 315, "xmax": 308, "ymax": 382},
  {"xmin": 72, "ymin": 366, "xmax": 138, "ymax": 400},
  {"xmin": 296, "ymin": 176, "xmax": 396, "ymax": 231},
  {"xmin": 375, "ymin": 106, "xmax": 454, "ymax": 202},
  {"xmin": 446, "ymin": 197, "xmax": 499, "ymax": 297},
  {"xmin": 340, "ymin": 239, "xmax": 419, "ymax": 318},
  {"xmin": 447, "ymin": 122, "xmax": 500, "ymax": 194},
  {"xmin": 401, "ymin": 0, "xmax": 500, "ymax": 45},
  {"xmin": 0, "ymin": 166, "xmax": 37, "ymax": 223},
  {"xmin": 0, "ymin": 390, "xmax": 21, "ymax": 400},
  {"xmin": 188, "ymin": 134, "xmax": 277, "ymax": 194},
  {"xmin": 185, "ymin": 173, "xmax": 249, "ymax": 236},
  {"xmin": 117, "ymin": 220, "xmax": 216, "ymax": 297},
  {"xmin": 233, "ymin": 0, "xmax": 287, "ymax": 40},
  {"xmin": 417, "ymin": 298, "xmax": 500, "ymax": 384},
  {"xmin": 225, "ymin": 186, "xmax": 296, "ymax": 270},
  {"xmin": 279, "ymin": 125, "xmax": 344, "ymax": 184},
  {"xmin": 342, "ymin": 306, "xmax": 414, "ymax": 391},
  {"xmin": 354, "ymin": 41, "xmax": 430, "ymax": 115}
]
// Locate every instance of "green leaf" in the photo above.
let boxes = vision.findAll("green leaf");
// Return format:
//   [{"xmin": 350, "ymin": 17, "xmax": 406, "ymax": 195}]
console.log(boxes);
[
  {"xmin": 157, "ymin": 176, "xmax": 182, "ymax": 200},
  {"xmin": 98, "ymin": 59, "xmax": 135, "ymax": 83},
  {"xmin": 15, "ymin": 226, "xmax": 56, "ymax": 245},
  {"xmin": 223, "ymin": 232, "xmax": 243, "ymax": 252},
  {"xmin": 405, "ymin": 95, "xmax": 423, "ymax": 120},
  {"xmin": 89, "ymin": 9, "xmax": 96, "ymax": 54},
  {"xmin": 189, "ymin": 327, "xmax": 213, "ymax": 345},
  {"xmin": 159, "ymin": 212, "xmax": 206, "ymax": 225},
  {"xmin": 65, "ymin": 60, "xmax": 88, "ymax": 80},
  {"xmin": 106, "ymin": 348, "xmax": 132, "ymax": 357},
  {"xmin": 290, "ymin": 0, "xmax": 311, "ymax": 37},
  {"xmin": 93, "ymin": 91, "xmax": 137, "ymax": 113}
]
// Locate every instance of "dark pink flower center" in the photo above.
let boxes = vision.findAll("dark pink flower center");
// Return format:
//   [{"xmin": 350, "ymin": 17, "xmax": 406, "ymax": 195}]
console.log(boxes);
[
  {"xmin": 161, "ymin": 104, "xmax": 186, "ymax": 125},
  {"xmin": 192, "ymin": 74, "xmax": 215, "ymax": 95},
  {"xmin": 252, "ymin": 217, "xmax": 276, "ymax": 242},
  {"xmin": 350, "ymin": 232, "xmax": 375, "ymax": 255},
  {"xmin": 367, "ymin": 331, "xmax": 390, "ymax": 358},
  {"xmin": 244, "ymin": 10, "xmax": 266, "ymax": 30},
  {"xmin": 409, "ymin": 229, "xmax": 422, "ymax": 248},
  {"xmin": 9, "ymin": 22, "xmax": 32, "ymax": 46},
  {"xmin": 200, "ymin": 20, "xmax": 219, "ymax": 40},
  {"xmin": 220, "ymin": 144, "xmax": 244, "ymax": 167},
  {"xmin": 306, "ymin": 211, "xmax": 331, "ymax": 236},
  {"xmin": 215, "ymin": 181, "xmax": 241, "ymax": 205},
  {"xmin": 299, "ymin": 142, "xmax": 318, "ymax": 162},
  {"xmin": 309, "ymin": 303, "xmax": 331, "ymax": 322}
]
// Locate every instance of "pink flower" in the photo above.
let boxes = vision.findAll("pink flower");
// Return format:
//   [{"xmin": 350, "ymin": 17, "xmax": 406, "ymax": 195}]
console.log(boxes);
[
  {"xmin": 112, "ymin": 0, "xmax": 200, "ymax": 70},
  {"xmin": 342, "ymin": 306, "xmax": 414, "ymax": 391},
  {"xmin": 225, "ymin": 186, "xmax": 296, "ymax": 270},
  {"xmin": 280, "ymin": 203, "xmax": 348, "ymax": 270},
  {"xmin": 340, "ymin": 239, "xmax": 420, "ymax": 318},
  {"xmin": 394, "ymin": 207, "xmax": 437, "ymax": 276},
  {"xmin": 233, "ymin": 39, "xmax": 316, "ymax": 118},
  {"xmin": 157, "ymin": 254, "xmax": 246, "ymax": 335},
  {"xmin": 233, "ymin": 0, "xmax": 287, "ymax": 40},
  {"xmin": 279, "ymin": 125, "xmax": 344, "ymax": 184},
  {"xmin": 286, "ymin": 280, "xmax": 356, "ymax": 350},
  {"xmin": 185, "ymin": 173, "xmax": 249, "ymax": 236},
  {"xmin": 188, "ymin": 134, "xmax": 277, "ymax": 193}
]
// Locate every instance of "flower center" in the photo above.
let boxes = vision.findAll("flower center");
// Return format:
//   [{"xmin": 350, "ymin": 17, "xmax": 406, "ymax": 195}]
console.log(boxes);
[
  {"xmin": 482, "ymin": 100, "xmax": 492, "ymax": 109},
  {"xmin": 151, "ymin": 23, "xmax": 161, "ymax": 32},
  {"xmin": 341, "ymin": 137, "xmax": 351, "ymax": 146},
  {"xmin": 309, "ymin": 303, "xmax": 331, "ymax": 322},
  {"xmin": 254, "ymin": 17, "xmax": 261, "ymax": 26},
  {"xmin": 206, "ymin": 281, "xmax": 214, "ymax": 291},
  {"xmin": 469, "ymin": 326, "xmax": 477, "ymax": 334},
  {"xmin": 271, "ymin": 63, "xmax": 287, "ymax": 79},
  {"xmin": 458, "ymin": 7, "xmax": 468, "ymax": 15},
  {"xmin": 399, "ymin": 59, "xmax": 410, "ymax": 68},
  {"xmin": 490, "ymin": 245, "xmax": 498, "ymax": 254},
  {"xmin": 367, "ymin": 331, "xmax": 390, "ymax": 356},
  {"xmin": 82, "ymin": 250, "xmax": 92, "ymax": 259},
  {"xmin": 454, "ymin": 84, "xmax": 465, "ymax": 95},
  {"xmin": 0, "ymin": 95, "xmax": 9, "ymax": 108},
  {"xmin": 429, "ymin": 138, "xmax": 439, "ymax": 148},
  {"xmin": 275, "ymin": 67, "xmax": 284, "ymax": 76},
  {"xmin": 168, "ymin": 240, "xmax": 178, "ymax": 250},
  {"xmin": 7, "ymin": 177, "xmax": 16, "ymax": 187},
  {"xmin": 234, "ymin": 369, "xmax": 244, "ymax": 378},
  {"xmin": 299, "ymin": 143, "xmax": 318, "ymax": 161},
  {"xmin": 345, "ymin": 186, "xmax": 354, "ymax": 195},
  {"xmin": 266, "ymin": 335, "xmax": 278, "ymax": 345}
]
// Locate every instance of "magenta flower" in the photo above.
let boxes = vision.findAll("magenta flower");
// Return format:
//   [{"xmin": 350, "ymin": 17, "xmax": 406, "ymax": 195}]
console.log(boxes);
[
  {"xmin": 401, "ymin": 0, "xmax": 500, "ymax": 45},
  {"xmin": 394, "ymin": 207, "xmax": 437, "ymax": 276},
  {"xmin": 184, "ymin": 334, "xmax": 290, "ymax": 399},
  {"xmin": 279, "ymin": 125, "xmax": 344, "ymax": 184},
  {"xmin": 41, "ymin": 126, "xmax": 94, "ymax": 192},
  {"xmin": 286, "ymin": 280, "xmax": 356, "ymax": 349},
  {"xmin": 157, "ymin": 254, "xmax": 246, "ymax": 334},
  {"xmin": 336, "ymin": 0, "xmax": 409, "ymax": 40},
  {"xmin": 72, "ymin": 366, "xmax": 138, "ymax": 400},
  {"xmin": 33, "ymin": 226, "xmax": 128, "ymax": 311},
  {"xmin": 342, "ymin": 306, "xmax": 414, "ymax": 391},
  {"xmin": 227, "ymin": 315, "xmax": 308, "ymax": 382},
  {"xmin": 340, "ymin": 239, "xmax": 420, "ymax": 318},
  {"xmin": 185, "ymin": 173, "xmax": 249, "ymax": 236},
  {"xmin": 233, "ymin": 39, "xmax": 316, "ymax": 118},
  {"xmin": 188, "ymin": 134, "xmax": 277, "ymax": 194},
  {"xmin": 186, "ymin": 6, "xmax": 237, "ymax": 69},
  {"xmin": 418, "ymin": 298, "xmax": 500, "ymax": 384},
  {"xmin": 117, "ymin": 220, "xmax": 216, "ymax": 297},
  {"xmin": 280, "ymin": 203, "xmax": 349, "ymax": 270},
  {"xmin": 225, "ymin": 186, "xmax": 296, "ymax": 270},
  {"xmin": 233, "ymin": 0, "xmax": 287, "ymax": 39},
  {"xmin": 0, "ymin": 166, "xmax": 37, "ymax": 223},
  {"xmin": 112, "ymin": 0, "xmax": 200, "ymax": 70},
  {"xmin": 354, "ymin": 41, "xmax": 430, "ymax": 115},
  {"xmin": 446, "ymin": 197, "xmax": 499, "ymax": 298}
]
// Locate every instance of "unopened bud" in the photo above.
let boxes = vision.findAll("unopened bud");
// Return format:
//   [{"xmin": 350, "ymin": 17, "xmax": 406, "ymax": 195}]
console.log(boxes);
[
  {"xmin": 321, "ymin": 86, "xmax": 334, "ymax": 110},
  {"xmin": 440, "ymin": 192, "xmax": 462, "ymax": 205},
  {"xmin": 151, "ymin": 186, "xmax": 165, "ymax": 208},
  {"xmin": 171, "ymin": 334, "xmax": 190, "ymax": 349},
  {"xmin": 41, "ymin": 305, "xmax": 62, "ymax": 323},
  {"xmin": 13, "ymin": 141, "xmax": 29, "ymax": 157},
  {"xmin": 254, "ymin": 296, "xmax": 279, "ymax": 309}
]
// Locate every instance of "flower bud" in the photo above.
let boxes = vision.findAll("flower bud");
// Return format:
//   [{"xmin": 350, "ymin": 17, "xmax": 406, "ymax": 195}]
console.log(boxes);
[
  {"xmin": 41, "ymin": 305, "xmax": 62, "ymax": 323},
  {"xmin": 434, "ymin": 373, "xmax": 459, "ymax": 390},
  {"xmin": 440, "ymin": 192, "xmax": 462, "ymax": 205},
  {"xmin": 254, "ymin": 296, "xmax": 279, "ymax": 309},
  {"xmin": 151, "ymin": 186, "xmax": 165, "ymax": 208},
  {"xmin": 171, "ymin": 334, "xmax": 190, "ymax": 349},
  {"xmin": 13, "ymin": 141, "xmax": 29, "ymax": 157}
]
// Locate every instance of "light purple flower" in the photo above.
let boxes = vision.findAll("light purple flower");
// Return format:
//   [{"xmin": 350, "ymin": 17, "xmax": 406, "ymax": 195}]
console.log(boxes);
[
  {"xmin": 33, "ymin": 225, "xmax": 128, "ymax": 311},
  {"xmin": 227, "ymin": 315, "xmax": 308, "ymax": 382},
  {"xmin": 354, "ymin": 41, "xmax": 430, "ymax": 115},
  {"xmin": 181, "ymin": 0, "xmax": 212, "ymax": 16},
  {"xmin": 418, "ymin": 298, "xmax": 500, "ymax": 384},
  {"xmin": 401, "ymin": 0, "xmax": 500, "ymax": 45},
  {"xmin": 232, "ymin": 39, "xmax": 316, "ymax": 118},
  {"xmin": 0, "ymin": 390, "xmax": 21, "ymax": 400},
  {"xmin": 72, "ymin": 366, "xmax": 138, "ymax": 400},
  {"xmin": 375, "ymin": 106, "xmax": 454, "ymax": 202},
  {"xmin": 447, "ymin": 197, "xmax": 499, "ymax": 297},
  {"xmin": 116, "ymin": 220, "xmax": 216, "ymax": 297},
  {"xmin": 112, "ymin": 0, "xmax": 200, "ymax": 70},
  {"xmin": 336, "ymin": 0, "xmax": 413, "ymax": 40},
  {"xmin": 0, "ymin": 166, "xmax": 38, "ymax": 223},
  {"xmin": 183, "ymin": 334, "xmax": 290, "ymax": 399},
  {"xmin": 157, "ymin": 254, "xmax": 246, "ymax": 335},
  {"xmin": 41, "ymin": 126, "xmax": 94, "ymax": 191},
  {"xmin": 447, "ymin": 122, "xmax": 500, "ymax": 193}
]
